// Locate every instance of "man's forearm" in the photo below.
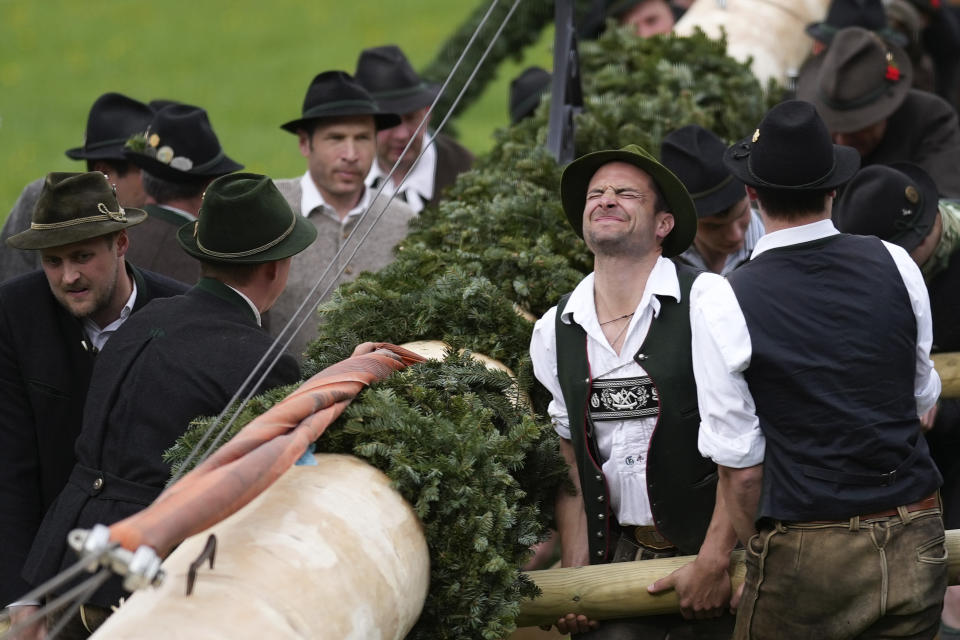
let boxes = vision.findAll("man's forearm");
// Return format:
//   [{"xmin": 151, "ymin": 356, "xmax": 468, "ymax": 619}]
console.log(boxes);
[
  {"xmin": 718, "ymin": 463, "xmax": 764, "ymax": 546},
  {"xmin": 556, "ymin": 438, "xmax": 589, "ymax": 567}
]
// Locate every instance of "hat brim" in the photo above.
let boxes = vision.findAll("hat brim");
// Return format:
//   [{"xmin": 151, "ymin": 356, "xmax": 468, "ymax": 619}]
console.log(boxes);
[
  {"xmin": 885, "ymin": 161, "xmax": 941, "ymax": 253},
  {"xmin": 176, "ymin": 211, "xmax": 318, "ymax": 264},
  {"xmin": 280, "ymin": 111, "xmax": 400, "ymax": 134},
  {"xmin": 560, "ymin": 149, "xmax": 697, "ymax": 258},
  {"xmin": 125, "ymin": 150, "xmax": 244, "ymax": 182},
  {"xmin": 691, "ymin": 175, "xmax": 748, "ymax": 218},
  {"xmin": 811, "ymin": 41, "xmax": 913, "ymax": 133},
  {"xmin": 64, "ymin": 142, "xmax": 129, "ymax": 161},
  {"xmin": 6, "ymin": 208, "xmax": 147, "ymax": 250},
  {"xmin": 372, "ymin": 84, "xmax": 439, "ymax": 117},
  {"xmin": 722, "ymin": 136, "xmax": 861, "ymax": 191}
]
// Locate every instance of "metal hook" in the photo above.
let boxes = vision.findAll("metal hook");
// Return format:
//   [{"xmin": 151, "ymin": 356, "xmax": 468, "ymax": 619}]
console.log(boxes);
[{"xmin": 185, "ymin": 534, "xmax": 217, "ymax": 596}]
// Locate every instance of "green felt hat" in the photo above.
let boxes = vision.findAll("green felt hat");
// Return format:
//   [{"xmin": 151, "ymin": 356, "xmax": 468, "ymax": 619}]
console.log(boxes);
[
  {"xmin": 560, "ymin": 144, "xmax": 697, "ymax": 257},
  {"xmin": 7, "ymin": 171, "xmax": 147, "ymax": 250},
  {"xmin": 177, "ymin": 173, "xmax": 317, "ymax": 264}
]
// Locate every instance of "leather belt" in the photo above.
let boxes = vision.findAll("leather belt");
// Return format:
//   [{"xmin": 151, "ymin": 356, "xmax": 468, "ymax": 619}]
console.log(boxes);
[
  {"xmin": 804, "ymin": 492, "xmax": 940, "ymax": 525},
  {"xmin": 621, "ymin": 525, "xmax": 676, "ymax": 550}
]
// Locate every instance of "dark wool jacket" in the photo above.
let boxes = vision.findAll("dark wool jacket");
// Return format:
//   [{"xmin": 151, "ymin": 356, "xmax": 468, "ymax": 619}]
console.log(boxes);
[
  {"xmin": 23, "ymin": 278, "xmax": 300, "ymax": 607},
  {"xmin": 0, "ymin": 264, "xmax": 187, "ymax": 604}
]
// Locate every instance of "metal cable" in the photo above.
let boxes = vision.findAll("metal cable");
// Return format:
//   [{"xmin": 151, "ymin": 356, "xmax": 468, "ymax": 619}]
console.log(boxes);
[{"xmin": 170, "ymin": 0, "xmax": 514, "ymax": 483}]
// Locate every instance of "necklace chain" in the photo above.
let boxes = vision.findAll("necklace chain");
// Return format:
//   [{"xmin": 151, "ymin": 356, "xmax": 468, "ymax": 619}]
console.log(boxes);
[{"xmin": 599, "ymin": 311, "xmax": 634, "ymax": 326}]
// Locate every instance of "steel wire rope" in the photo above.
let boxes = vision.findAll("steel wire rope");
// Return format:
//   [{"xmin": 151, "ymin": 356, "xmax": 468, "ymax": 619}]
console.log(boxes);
[
  {"xmin": 4, "ymin": 2, "xmax": 524, "ymax": 626},
  {"xmin": 169, "ymin": 0, "xmax": 520, "ymax": 484}
]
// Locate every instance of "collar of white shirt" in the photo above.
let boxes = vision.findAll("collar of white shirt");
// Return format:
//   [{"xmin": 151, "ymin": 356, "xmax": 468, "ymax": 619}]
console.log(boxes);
[
  {"xmin": 225, "ymin": 284, "xmax": 262, "ymax": 326},
  {"xmin": 298, "ymin": 171, "xmax": 371, "ymax": 222},
  {"xmin": 751, "ymin": 218, "xmax": 839, "ymax": 259},
  {"xmin": 560, "ymin": 256, "xmax": 681, "ymax": 343},
  {"xmin": 82, "ymin": 277, "xmax": 138, "ymax": 352},
  {"xmin": 364, "ymin": 137, "xmax": 437, "ymax": 212}
]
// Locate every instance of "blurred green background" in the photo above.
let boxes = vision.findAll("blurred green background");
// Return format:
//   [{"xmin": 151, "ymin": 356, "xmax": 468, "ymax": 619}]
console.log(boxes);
[{"xmin": 0, "ymin": 0, "xmax": 553, "ymax": 220}]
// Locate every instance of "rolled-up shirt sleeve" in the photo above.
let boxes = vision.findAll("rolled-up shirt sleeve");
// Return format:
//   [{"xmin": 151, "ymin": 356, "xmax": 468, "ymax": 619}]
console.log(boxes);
[
  {"xmin": 690, "ymin": 273, "xmax": 765, "ymax": 468},
  {"xmin": 530, "ymin": 306, "xmax": 572, "ymax": 439},
  {"xmin": 882, "ymin": 241, "xmax": 941, "ymax": 414}
]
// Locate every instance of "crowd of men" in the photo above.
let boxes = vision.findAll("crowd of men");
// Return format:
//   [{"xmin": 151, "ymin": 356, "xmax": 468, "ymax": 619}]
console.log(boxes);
[{"xmin": 2, "ymin": 0, "xmax": 960, "ymax": 638}]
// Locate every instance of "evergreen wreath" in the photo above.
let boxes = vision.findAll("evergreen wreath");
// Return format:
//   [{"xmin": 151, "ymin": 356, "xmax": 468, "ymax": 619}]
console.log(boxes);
[{"xmin": 168, "ymin": 24, "xmax": 769, "ymax": 639}]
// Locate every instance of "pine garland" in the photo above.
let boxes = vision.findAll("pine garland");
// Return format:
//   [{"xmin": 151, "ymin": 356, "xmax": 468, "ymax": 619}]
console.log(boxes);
[{"xmin": 168, "ymin": 24, "xmax": 769, "ymax": 639}]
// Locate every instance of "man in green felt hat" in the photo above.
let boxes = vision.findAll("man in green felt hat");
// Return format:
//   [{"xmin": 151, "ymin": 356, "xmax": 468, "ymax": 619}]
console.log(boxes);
[
  {"xmin": 0, "ymin": 171, "xmax": 188, "ymax": 636},
  {"xmin": 21, "ymin": 173, "xmax": 317, "ymax": 634},
  {"xmin": 530, "ymin": 144, "xmax": 737, "ymax": 638}
]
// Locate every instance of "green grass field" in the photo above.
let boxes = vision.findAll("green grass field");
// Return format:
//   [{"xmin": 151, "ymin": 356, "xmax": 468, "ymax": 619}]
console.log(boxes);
[{"xmin": 0, "ymin": 1, "xmax": 553, "ymax": 219}]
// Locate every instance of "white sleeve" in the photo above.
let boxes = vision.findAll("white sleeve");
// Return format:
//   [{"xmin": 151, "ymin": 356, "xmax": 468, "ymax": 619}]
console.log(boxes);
[
  {"xmin": 882, "ymin": 241, "xmax": 942, "ymax": 414},
  {"xmin": 529, "ymin": 306, "xmax": 572, "ymax": 439},
  {"xmin": 690, "ymin": 273, "xmax": 766, "ymax": 468}
]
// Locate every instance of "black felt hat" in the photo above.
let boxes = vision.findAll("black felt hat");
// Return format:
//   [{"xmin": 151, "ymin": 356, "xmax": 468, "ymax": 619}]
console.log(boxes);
[
  {"xmin": 833, "ymin": 162, "xmax": 939, "ymax": 252},
  {"xmin": 355, "ymin": 45, "xmax": 439, "ymax": 116},
  {"xmin": 177, "ymin": 173, "xmax": 317, "ymax": 264},
  {"xmin": 805, "ymin": 0, "xmax": 907, "ymax": 47},
  {"xmin": 800, "ymin": 26, "xmax": 912, "ymax": 133},
  {"xmin": 509, "ymin": 66, "xmax": 552, "ymax": 124},
  {"xmin": 281, "ymin": 71, "xmax": 400, "ymax": 133},
  {"xmin": 64, "ymin": 93, "xmax": 154, "ymax": 161},
  {"xmin": 661, "ymin": 125, "xmax": 746, "ymax": 218},
  {"xmin": 124, "ymin": 104, "xmax": 244, "ymax": 183},
  {"xmin": 560, "ymin": 144, "xmax": 697, "ymax": 257},
  {"xmin": 723, "ymin": 100, "xmax": 860, "ymax": 190},
  {"xmin": 7, "ymin": 172, "xmax": 146, "ymax": 250}
]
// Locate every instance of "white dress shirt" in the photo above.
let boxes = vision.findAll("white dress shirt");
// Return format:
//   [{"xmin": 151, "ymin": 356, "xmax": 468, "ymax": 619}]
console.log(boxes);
[
  {"xmin": 678, "ymin": 209, "xmax": 766, "ymax": 275},
  {"xmin": 299, "ymin": 171, "xmax": 371, "ymax": 224},
  {"xmin": 364, "ymin": 137, "xmax": 437, "ymax": 214},
  {"xmin": 531, "ymin": 256, "xmax": 690, "ymax": 526},
  {"xmin": 82, "ymin": 279, "xmax": 137, "ymax": 352},
  {"xmin": 692, "ymin": 219, "xmax": 941, "ymax": 469}
]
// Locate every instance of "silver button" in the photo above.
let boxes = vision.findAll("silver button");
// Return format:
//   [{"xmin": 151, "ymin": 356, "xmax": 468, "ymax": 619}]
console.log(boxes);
[
  {"xmin": 596, "ymin": 531, "xmax": 604, "ymax": 538},
  {"xmin": 597, "ymin": 495, "xmax": 604, "ymax": 503},
  {"xmin": 595, "ymin": 474, "xmax": 602, "ymax": 481},
  {"xmin": 596, "ymin": 550, "xmax": 604, "ymax": 557},
  {"xmin": 92, "ymin": 477, "xmax": 103, "ymax": 491},
  {"xmin": 597, "ymin": 514, "xmax": 605, "ymax": 520},
  {"xmin": 636, "ymin": 353, "xmax": 648, "ymax": 361}
]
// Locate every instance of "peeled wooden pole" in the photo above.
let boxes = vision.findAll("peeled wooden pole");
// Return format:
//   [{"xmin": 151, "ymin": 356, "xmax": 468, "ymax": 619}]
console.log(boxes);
[
  {"xmin": 517, "ymin": 529, "xmax": 960, "ymax": 627},
  {"xmin": 934, "ymin": 352, "xmax": 960, "ymax": 399},
  {"xmin": 674, "ymin": 0, "xmax": 830, "ymax": 86},
  {"xmin": 90, "ymin": 456, "xmax": 429, "ymax": 640}
]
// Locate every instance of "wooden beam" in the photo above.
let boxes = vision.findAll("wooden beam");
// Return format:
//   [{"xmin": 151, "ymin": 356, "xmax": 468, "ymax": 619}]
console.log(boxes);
[
  {"xmin": 934, "ymin": 352, "xmax": 960, "ymax": 399},
  {"xmin": 517, "ymin": 528, "xmax": 960, "ymax": 627}
]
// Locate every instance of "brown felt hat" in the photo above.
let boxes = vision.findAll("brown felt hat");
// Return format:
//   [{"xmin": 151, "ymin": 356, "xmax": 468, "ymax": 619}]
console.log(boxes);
[
  {"xmin": 802, "ymin": 26, "xmax": 912, "ymax": 133},
  {"xmin": 7, "ymin": 172, "xmax": 146, "ymax": 250}
]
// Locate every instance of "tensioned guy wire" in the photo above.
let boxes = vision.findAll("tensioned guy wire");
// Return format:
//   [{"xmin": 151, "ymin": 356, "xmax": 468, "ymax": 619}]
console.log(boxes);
[
  {"xmin": 14, "ymin": 5, "xmax": 524, "ymax": 630},
  {"xmin": 170, "ymin": 0, "xmax": 520, "ymax": 484}
]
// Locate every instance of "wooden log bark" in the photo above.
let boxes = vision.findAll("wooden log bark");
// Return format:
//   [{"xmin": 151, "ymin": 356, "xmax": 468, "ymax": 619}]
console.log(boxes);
[
  {"xmin": 674, "ymin": 0, "xmax": 831, "ymax": 86},
  {"xmin": 517, "ymin": 529, "xmax": 960, "ymax": 627},
  {"xmin": 91, "ymin": 456, "xmax": 429, "ymax": 639},
  {"xmin": 934, "ymin": 352, "xmax": 960, "ymax": 399}
]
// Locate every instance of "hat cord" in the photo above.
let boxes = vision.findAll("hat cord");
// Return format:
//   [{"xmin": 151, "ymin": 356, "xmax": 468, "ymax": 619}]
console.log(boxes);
[{"xmin": 30, "ymin": 202, "xmax": 127, "ymax": 229}]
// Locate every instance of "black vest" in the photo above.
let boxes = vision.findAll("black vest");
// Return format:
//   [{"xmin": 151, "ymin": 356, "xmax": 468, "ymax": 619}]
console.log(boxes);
[
  {"xmin": 555, "ymin": 264, "xmax": 717, "ymax": 563},
  {"xmin": 727, "ymin": 234, "xmax": 941, "ymax": 522}
]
